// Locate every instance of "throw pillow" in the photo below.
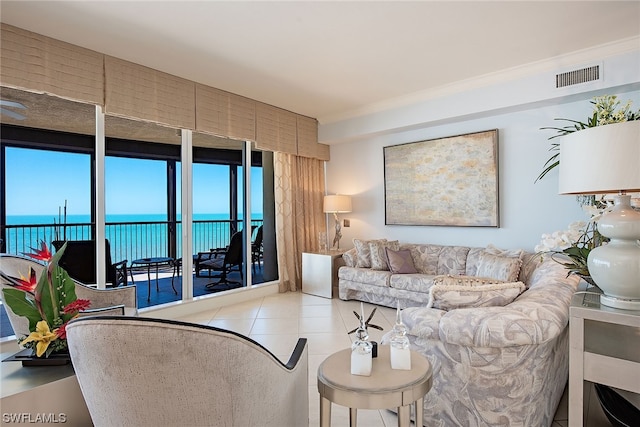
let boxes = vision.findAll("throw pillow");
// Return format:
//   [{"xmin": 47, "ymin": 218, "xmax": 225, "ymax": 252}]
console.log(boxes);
[
  {"xmin": 433, "ymin": 274, "xmax": 506, "ymax": 287},
  {"xmin": 385, "ymin": 248, "xmax": 418, "ymax": 274},
  {"xmin": 427, "ymin": 281, "xmax": 526, "ymax": 311},
  {"xmin": 353, "ymin": 238, "xmax": 386, "ymax": 268},
  {"xmin": 475, "ymin": 252, "xmax": 522, "ymax": 282},
  {"xmin": 342, "ymin": 248, "xmax": 358, "ymax": 268},
  {"xmin": 370, "ymin": 240, "xmax": 400, "ymax": 270}
]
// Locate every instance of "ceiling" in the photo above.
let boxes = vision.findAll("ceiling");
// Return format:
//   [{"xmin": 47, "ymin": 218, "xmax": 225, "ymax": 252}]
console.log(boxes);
[{"xmin": 0, "ymin": 1, "xmax": 639, "ymax": 138}]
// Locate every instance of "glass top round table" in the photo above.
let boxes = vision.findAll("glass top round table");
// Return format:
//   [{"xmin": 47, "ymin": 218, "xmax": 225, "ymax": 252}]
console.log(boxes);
[
  {"xmin": 130, "ymin": 257, "xmax": 177, "ymax": 300},
  {"xmin": 317, "ymin": 345, "xmax": 432, "ymax": 427}
]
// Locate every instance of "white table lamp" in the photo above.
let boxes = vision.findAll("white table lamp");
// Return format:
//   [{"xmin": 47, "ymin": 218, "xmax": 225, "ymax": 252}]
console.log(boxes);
[
  {"xmin": 559, "ymin": 120, "xmax": 640, "ymax": 310},
  {"xmin": 323, "ymin": 195, "xmax": 352, "ymax": 250}
]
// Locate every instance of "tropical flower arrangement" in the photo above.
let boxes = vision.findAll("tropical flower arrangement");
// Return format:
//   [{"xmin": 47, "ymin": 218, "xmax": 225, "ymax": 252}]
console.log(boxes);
[
  {"xmin": 536, "ymin": 95, "xmax": 640, "ymax": 182},
  {"xmin": 2, "ymin": 241, "xmax": 90, "ymax": 357},
  {"xmin": 534, "ymin": 198, "xmax": 609, "ymax": 285}
]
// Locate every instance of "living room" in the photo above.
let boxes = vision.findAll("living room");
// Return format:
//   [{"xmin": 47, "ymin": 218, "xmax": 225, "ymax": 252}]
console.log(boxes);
[{"xmin": 1, "ymin": 2, "xmax": 639, "ymax": 427}]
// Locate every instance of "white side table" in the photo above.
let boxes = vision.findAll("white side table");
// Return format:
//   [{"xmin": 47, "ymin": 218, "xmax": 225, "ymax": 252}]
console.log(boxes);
[
  {"xmin": 317, "ymin": 346, "xmax": 432, "ymax": 427},
  {"xmin": 302, "ymin": 250, "xmax": 345, "ymax": 298},
  {"xmin": 569, "ymin": 290, "xmax": 640, "ymax": 426}
]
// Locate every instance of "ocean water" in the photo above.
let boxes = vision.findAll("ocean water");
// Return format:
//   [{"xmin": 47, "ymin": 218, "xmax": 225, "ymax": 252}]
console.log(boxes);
[
  {"xmin": 6, "ymin": 213, "xmax": 251, "ymax": 225},
  {"xmin": 5, "ymin": 213, "xmax": 263, "ymax": 262}
]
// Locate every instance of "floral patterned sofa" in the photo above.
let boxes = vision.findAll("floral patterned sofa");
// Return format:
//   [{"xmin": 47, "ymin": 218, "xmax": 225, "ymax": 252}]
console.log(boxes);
[{"xmin": 338, "ymin": 239, "xmax": 580, "ymax": 427}]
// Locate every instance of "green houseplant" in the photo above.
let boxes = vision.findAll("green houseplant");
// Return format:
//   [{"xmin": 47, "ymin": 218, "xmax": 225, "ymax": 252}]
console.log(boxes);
[{"xmin": 2, "ymin": 241, "xmax": 90, "ymax": 357}]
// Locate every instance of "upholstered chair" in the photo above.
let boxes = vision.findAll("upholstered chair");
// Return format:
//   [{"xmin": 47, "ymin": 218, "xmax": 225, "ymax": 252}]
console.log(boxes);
[
  {"xmin": 66, "ymin": 316, "xmax": 309, "ymax": 427},
  {"xmin": 0, "ymin": 254, "xmax": 137, "ymax": 338}
]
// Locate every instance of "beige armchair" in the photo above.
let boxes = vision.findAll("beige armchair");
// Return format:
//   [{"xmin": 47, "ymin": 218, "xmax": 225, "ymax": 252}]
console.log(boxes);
[
  {"xmin": 0, "ymin": 254, "xmax": 137, "ymax": 338},
  {"xmin": 66, "ymin": 316, "xmax": 309, "ymax": 427}
]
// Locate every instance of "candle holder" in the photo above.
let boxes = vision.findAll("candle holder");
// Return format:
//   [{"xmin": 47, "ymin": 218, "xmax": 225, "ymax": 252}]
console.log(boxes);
[
  {"xmin": 390, "ymin": 301, "xmax": 411, "ymax": 370},
  {"xmin": 347, "ymin": 304, "xmax": 383, "ymax": 358}
]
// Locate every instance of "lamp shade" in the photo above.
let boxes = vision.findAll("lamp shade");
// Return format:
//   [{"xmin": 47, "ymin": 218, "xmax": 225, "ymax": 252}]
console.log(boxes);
[
  {"xmin": 559, "ymin": 120, "xmax": 640, "ymax": 195},
  {"xmin": 323, "ymin": 195, "xmax": 352, "ymax": 213}
]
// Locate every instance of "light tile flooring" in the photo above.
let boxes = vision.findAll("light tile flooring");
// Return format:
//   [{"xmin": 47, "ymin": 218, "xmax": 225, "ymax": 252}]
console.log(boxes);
[{"xmin": 174, "ymin": 292, "xmax": 606, "ymax": 427}]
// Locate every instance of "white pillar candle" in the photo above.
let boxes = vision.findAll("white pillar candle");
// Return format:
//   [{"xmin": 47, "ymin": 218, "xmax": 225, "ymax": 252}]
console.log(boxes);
[
  {"xmin": 390, "ymin": 345, "xmax": 411, "ymax": 370},
  {"xmin": 351, "ymin": 349, "xmax": 372, "ymax": 376}
]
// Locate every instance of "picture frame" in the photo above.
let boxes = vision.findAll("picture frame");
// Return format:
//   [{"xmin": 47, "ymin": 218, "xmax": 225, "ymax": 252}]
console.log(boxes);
[{"xmin": 383, "ymin": 129, "xmax": 499, "ymax": 227}]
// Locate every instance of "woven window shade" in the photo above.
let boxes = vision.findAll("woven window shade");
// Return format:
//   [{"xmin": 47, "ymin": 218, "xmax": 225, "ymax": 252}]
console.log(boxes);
[
  {"xmin": 0, "ymin": 24, "xmax": 103, "ymax": 105},
  {"xmin": 296, "ymin": 115, "xmax": 329, "ymax": 161},
  {"xmin": 255, "ymin": 103, "xmax": 297, "ymax": 155},
  {"xmin": 196, "ymin": 84, "xmax": 255, "ymax": 141},
  {"xmin": 105, "ymin": 56, "xmax": 195, "ymax": 129}
]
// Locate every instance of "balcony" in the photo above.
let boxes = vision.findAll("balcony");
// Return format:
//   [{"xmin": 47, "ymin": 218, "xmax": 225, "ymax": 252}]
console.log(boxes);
[
  {"xmin": 4, "ymin": 218, "xmax": 263, "ymax": 262},
  {"xmin": 1, "ymin": 218, "xmax": 266, "ymax": 338}
]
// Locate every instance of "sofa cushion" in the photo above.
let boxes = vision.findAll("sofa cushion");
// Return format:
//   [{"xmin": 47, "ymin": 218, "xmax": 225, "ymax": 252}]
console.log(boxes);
[
  {"xmin": 437, "ymin": 246, "xmax": 471, "ymax": 275},
  {"xmin": 465, "ymin": 245, "xmax": 523, "ymax": 276},
  {"xmin": 401, "ymin": 244, "xmax": 443, "ymax": 275},
  {"xmin": 427, "ymin": 281, "xmax": 526, "ymax": 310},
  {"xmin": 353, "ymin": 238, "xmax": 387, "ymax": 268},
  {"xmin": 485, "ymin": 243, "xmax": 525, "ymax": 259},
  {"xmin": 476, "ymin": 252, "xmax": 522, "ymax": 282},
  {"xmin": 390, "ymin": 274, "xmax": 436, "ymax": 293},
  {"xmin": 464, "ymin": 247, "xmax": 487, "ymax": 276},
  {"xmin": 385, "ymin": 248, "xmax": 418, "ymax": 274},
  {"xmin": 342, "ymin": 248, "xmax": 358, "ymax": 268},
  {"xmin": 338, "ymin": 266, "xmax": 392, "ymax": 287},
  {"xmin": 370, "ymin": 240, "xmax": 400, "ymax": 270}
]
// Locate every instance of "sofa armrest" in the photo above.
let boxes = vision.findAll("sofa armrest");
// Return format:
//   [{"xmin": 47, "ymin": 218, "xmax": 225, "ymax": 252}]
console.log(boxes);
[
  {"xmin": 402, "ymin": 306, "xmax": 445, "ymax": 340},
  {"xmin": 380, "ymin": 306, "xmax": 445, "ymax": 346},
  {"xmin": 402, "ymin": 259, "xmax": 581, "ymax": 348},
  {"xmin": 437, "ymin": 274, "xmax": 579, "ymax": 348}
]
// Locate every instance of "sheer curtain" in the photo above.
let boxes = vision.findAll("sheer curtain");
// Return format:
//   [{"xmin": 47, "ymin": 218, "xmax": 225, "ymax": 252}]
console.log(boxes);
[{"xmin": 273, "ymin": 152, "xmax": 326, "ymax": 292}]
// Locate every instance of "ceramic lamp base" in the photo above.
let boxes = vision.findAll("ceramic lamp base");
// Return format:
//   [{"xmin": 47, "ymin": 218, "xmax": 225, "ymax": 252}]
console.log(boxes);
[
  {"xmin": 588, "ymin": 195, "xmax": 640, "ymax": 311},
  {"xmin": 600, "ymin": 294, "xmax": 640, "ymax": 311}
]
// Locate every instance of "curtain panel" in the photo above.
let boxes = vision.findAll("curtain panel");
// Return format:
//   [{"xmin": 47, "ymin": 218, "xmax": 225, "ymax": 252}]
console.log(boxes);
[{"xmin": 274, "ymin": 152, "xmax": 326, "ymax": 292}]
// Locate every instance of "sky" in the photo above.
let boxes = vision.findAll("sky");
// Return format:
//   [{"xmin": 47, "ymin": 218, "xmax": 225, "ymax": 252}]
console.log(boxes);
[{"xmin": 5, "ymin": 147, "xmax": 263, "ymax": 217}]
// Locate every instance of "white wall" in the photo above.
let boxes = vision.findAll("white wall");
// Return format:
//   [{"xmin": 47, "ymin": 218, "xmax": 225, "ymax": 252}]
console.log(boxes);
[{"xmin": 322, "ymin": 44, "xmax": 640, "ymax": 252}]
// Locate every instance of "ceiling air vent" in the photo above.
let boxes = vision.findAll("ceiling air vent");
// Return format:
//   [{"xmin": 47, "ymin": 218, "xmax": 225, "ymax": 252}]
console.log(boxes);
[{"xmin": 556, "ymin": 65, "xmax": 601, "ymax": 88}]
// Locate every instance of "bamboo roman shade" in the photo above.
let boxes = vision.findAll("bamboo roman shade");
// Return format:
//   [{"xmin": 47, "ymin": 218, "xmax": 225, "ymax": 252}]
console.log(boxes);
[
  {"xmin": 0, "ymin": 24, "xmax": 103, "ymax": 105},
  {"xmin": 104, "ymin": 56, "xmax": 195, "ymax": 130},
  {"xmin": 1, "ymin": 24, "xmax": 327, "ymax": 160},
  {"xmin": 296, "ymin": 115, "xmax": 330, "ymax": 161},
  {"xmin": 195, "ymin": 84, "xmax": 256, "ymax": 141},
  {"xmin": 255, "ymin": 103, "xmax": 298, "ymax": 155}
]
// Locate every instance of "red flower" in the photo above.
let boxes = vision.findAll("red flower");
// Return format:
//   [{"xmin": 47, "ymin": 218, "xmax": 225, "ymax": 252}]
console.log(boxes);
[
  {"xmin": 13, "ymin": 267, "xmax": 38, "ymax": 293},
  {"xmin": 23, "ymin": 241, "xmax": 52, "ymax": 262},
  {"xmin": 56, "ymin": 322, "xmax": 68, "ymax": 340},
  {"xmin": 63, "ymin": 299, "xmax": 91, "ymax": 314}
]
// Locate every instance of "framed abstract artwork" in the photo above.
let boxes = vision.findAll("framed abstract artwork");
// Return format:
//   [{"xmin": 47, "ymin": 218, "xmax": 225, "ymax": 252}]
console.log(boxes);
[{"xmin": 384, "ymin": 129, "xmax": 499, "ymax": 227}]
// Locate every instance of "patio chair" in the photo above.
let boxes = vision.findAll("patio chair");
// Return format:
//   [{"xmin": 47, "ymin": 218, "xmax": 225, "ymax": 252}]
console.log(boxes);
[
  {"xmin": 0, "ymin": 254, "xmax": 137, "ymax": 338},
  {"xmin": 66, "ymin": 316, "xmax": 308, "ymax": 427},
  {"xmin": 52, "ymin": 240, "xmax": 128, "ymax": 287},
  {"xmin": 251, "ymin": 225, "xmax": 263, "ymax": 271},
  {"xmin": 195, "ymin": 231, "xmax": 244, "ymax": 290}
]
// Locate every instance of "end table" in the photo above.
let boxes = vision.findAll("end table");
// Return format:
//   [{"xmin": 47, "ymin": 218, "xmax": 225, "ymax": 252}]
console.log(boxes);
[
  {"xmin": 569, "ymin": 289, "xmax": 640, "ymax": 426},
  {"xmin": 317, "ymin": 345, "xmax": 432, "ymax": 427}
]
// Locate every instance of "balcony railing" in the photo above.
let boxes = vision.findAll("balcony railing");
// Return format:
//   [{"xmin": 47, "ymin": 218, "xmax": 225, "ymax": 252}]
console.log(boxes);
[{"xmin": 3, "ymin": 219, "xmax": 264, "ymax": 263}]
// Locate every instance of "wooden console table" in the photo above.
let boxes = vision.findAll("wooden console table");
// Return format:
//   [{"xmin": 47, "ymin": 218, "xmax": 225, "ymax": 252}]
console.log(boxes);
[{"xmin": 568, "ymin": 290, "xmax": 640, "ymax": 426}]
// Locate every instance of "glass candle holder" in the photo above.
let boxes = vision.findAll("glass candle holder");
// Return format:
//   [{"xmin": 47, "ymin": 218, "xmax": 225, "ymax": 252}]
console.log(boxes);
[
  {"xmin": 390, "ymin": 301, "xmax": 411, "ymax": 370},
  {"xmin": 351, "ymin": 302, "xmax": 372, "ymax": 376}
]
